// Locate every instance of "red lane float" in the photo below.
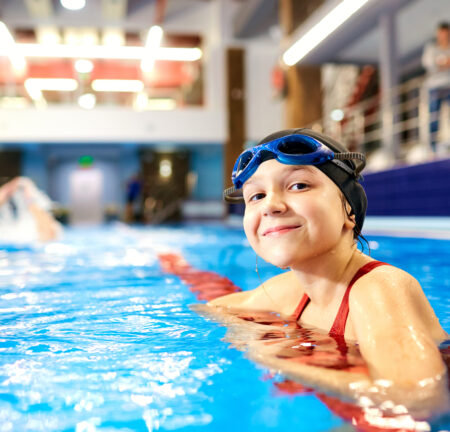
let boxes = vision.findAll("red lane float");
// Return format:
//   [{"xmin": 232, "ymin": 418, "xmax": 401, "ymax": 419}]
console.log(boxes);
[{"xmin": 158, "ymin": 252, "xmax": 242, "ymax": 301}]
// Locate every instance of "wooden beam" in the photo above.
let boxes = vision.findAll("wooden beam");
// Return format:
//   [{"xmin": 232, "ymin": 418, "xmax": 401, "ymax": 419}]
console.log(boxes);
[
  {"xmin": 280, "ymin": 0, "xmax": 322, "ymax": 128},
  {"xmin": 224, "ymin": 47, "xmax": 246, "ymax": 191}
]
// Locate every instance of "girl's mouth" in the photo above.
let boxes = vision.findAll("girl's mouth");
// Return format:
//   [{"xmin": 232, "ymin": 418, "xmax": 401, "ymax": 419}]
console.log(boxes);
[{"xmin": 262, "ymin": 225, "xmax": 301, "ymax": 237}]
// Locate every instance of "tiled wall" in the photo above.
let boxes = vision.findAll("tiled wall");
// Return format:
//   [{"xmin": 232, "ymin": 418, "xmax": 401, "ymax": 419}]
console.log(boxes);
[{"xmin": 363, "ymin": 158, "xmax": 450, "ymax": 216}]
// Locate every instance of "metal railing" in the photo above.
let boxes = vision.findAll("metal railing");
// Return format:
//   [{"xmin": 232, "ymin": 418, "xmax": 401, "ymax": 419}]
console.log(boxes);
[{"xmin": 306, "ymin": 74, "xmax": 450, "ymax": 171}]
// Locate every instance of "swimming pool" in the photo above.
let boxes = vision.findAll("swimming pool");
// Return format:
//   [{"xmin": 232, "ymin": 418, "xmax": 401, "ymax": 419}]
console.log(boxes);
[{"xmin": 0, "ymin": 223, "xmax": 449, "ymax": 431}]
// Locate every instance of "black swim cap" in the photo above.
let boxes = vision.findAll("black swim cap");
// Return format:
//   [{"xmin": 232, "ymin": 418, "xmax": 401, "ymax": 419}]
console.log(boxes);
[{"xmin": 224, "ymin": 128, "xmax": 368, "ymax": 231}]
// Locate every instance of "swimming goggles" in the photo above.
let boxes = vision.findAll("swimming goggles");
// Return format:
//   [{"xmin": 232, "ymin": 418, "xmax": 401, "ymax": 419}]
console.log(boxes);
[{"xmin": 227, "ymin": 134, "xmax": 366, "ymax": 196}]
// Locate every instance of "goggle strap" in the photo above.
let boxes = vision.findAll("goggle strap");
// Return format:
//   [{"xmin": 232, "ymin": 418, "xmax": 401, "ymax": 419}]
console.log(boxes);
[
  {"xmin": 334, "ymin": 152, "xmax": 366, "ymax": 176},
  {"xmin": 223, "ymin": 186, "xmax": 243, "ymax": 203}
]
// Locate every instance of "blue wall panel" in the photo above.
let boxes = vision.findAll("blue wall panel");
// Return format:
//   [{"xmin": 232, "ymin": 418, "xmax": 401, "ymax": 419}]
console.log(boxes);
[
  {"xmin": 189, "ymin": 145, "xmax": 223, "ymax": 201},
  {"xmin": 363, "ymin": 158, "xmax": 450, "ymax": 216}
]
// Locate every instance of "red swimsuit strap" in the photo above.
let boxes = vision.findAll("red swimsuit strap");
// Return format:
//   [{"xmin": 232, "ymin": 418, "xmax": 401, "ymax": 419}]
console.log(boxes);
[
  {"xmin": 329, "ymin": 261, "xmax": 389, "ymax": 336},
  {"xmin": 291, "ymin": 293, "xmax": 310, "ymax": 321},
  {"xmin": 292, "ymin": 261, "xmax": 389, "ymax": 336}
]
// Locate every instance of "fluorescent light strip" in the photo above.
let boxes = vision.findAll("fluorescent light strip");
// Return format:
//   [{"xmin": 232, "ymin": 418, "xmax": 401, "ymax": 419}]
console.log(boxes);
[
  {"xmin": 75, "ymin": 58, "xmax": 94, "ymax": 73},
  {"xmin": 282, "ymin": 0, "xmax": 371, "ymax": 66},
  {"xmin": 60, "ymin": 0, "xmax": 86, "ymax": 11},
  {"xmin": 25, "ymin": 78, "xmax": 78, "ymax": 91},
  {"xmin": 141, "ymin": 25, "xmax": 163, "ymax": 72},
  {"xmin": 159, "ymin": 47, "xmax": 202, "ymax": 62},
  {"xmin": 0, "ymin": 21, "xmax": 27, "ymax": 71},
  {"xmin": 4, "ymin": 43, "xmax": 202, "ymax": 61},
  {"xmin": 92, "ymin": 79, "xmax": 144, "ymax": 92}
]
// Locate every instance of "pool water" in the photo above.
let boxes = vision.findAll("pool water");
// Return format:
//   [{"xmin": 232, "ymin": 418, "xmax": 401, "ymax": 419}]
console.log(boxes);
[{"xmin": 0, "ymin": 223, "xmax": 449, "ymax": 432}]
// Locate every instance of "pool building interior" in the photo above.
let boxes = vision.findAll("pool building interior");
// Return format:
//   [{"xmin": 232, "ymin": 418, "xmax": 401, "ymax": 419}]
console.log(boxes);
[
  {"xmin": 1, "ymin": 2, "xmax": 450, "ymax": 431},
  {"xmin": 0, "ymin": 0, "xmax": 449, "ymax": 230}
]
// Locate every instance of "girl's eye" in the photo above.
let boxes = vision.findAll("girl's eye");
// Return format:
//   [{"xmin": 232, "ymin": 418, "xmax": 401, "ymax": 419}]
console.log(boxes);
[
  {"xmin": 289, "ymin": 183, "xmax": 308, "ymax": 191},
  {"xmin": 248, "ymin": 192, "xmax": 265, "ymax": 202}
]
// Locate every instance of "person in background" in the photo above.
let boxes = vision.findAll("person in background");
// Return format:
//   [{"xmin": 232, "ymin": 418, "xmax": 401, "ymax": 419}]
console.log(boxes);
[
  {"xmin": 422, "ymin": 21, "xmax": 450, "ymax": 151},
  {"xmin": 124, "ymin": 174, "xmax": 142, "ymax": 223},
  {"xmin": 0, "ymin": 177, "xmax": 62, "ymax": 243}
]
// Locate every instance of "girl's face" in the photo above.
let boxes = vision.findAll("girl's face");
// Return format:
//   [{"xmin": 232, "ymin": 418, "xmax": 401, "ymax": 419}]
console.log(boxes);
[{"xmin": 242, "ymin": 159, "xmax": 355, "ymax": 269}]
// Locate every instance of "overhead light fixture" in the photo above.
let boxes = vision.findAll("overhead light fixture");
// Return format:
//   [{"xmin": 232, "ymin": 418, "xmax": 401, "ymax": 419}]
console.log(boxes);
[
  {"xmin": 0, "ymin": 21, "xmax": 27, "ymax": 72},
  {"xmin": 157, "ymin": 47, "xmax": 202, "ymax": 62},
  {"xmin": 24, "ymin": 81, "xmax": 43, "ymax": 101},
  {"xmin": 91, "ymin": 79, "xmax": 144, "ymax": 92},
  {"xmin": 60, "ymin": 0, "xmax": 86, "ymax": 11},
  {"xmin": 282, "ymin": 0, "xmax": 371, "ymax": 66},
  {"xmin": 330, "ymin": 109, "xmax": 345, "ymax": 121},
  {"xmin": 134, "ymin": 92, "xmax": 148, "ymax": 111},
  {"xmin": 78, "ymin": 93, "xmax": 96, "ymax": 109},
  {"xmin": 75, "ymin": 59, "xmax": 94, "ymax": 73},
  {"xmin": 102, "ymin": 28, "xmax": 125, "ymax": 47},
  {"xmin": 3, "ymin": 43, "xmax": 202, "ymax": 62},
  {"xmin": 159, "ymin": 159, "xmax": 173, "ymax": 178},
  {"xmin": 36, "ymin": 26, "xmax": 61, "ymax": 45},
  {"xmin": 24, "ymin": 78, "xmax": 78, "ymax": 91},
  {"xmin": 141, "ymin": 25, "xmax": 164, "ymax": 72}
]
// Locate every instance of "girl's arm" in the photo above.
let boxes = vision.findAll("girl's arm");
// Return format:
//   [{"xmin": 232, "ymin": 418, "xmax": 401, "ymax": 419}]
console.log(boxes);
[
  {"xmin": 347, "ymin": 267, "xmax": 448, "ymax": 412},
  {"xmin": 246, "ymin": 267, "xmax": 449, "ymax": 417},
  {"xmin": 208, "ymin": 270, "xmax": 301, "ymax": 315}
]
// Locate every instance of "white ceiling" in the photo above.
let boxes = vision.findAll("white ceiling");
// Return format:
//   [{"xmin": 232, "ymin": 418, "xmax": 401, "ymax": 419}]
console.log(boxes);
[
  {"xmin": 335, "ymin": 0, "xmax": 450, "ymax": 65},
  {"xmin": 0, "ymin": 0, "xmax": 217, "ymax": 33},
  {"xmin": 1, "ymin": 0, "xmax": 448, "ymax": 69}
]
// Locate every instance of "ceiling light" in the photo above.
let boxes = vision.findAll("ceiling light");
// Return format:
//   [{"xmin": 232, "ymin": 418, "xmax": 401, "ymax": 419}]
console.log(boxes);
[
  {"xmin": 7, "ymin": 44, "xmax": 202, "ymax": 62},
  {"xmin": 141, "ymin": 25, "xmax": 163, "ymax": 72},
  {"xmin": 102, "ymin": 28, "xmax": 125, "ymax": 47},
  {"xmin": 159, "ymin": 159, "xmax": 172, "ymax": 178},
  {"xmin": 91, "ymin": 79, "xmax": 144, "ymax": 92},
  {"xmin": 158, "ymin": 47, "xmax": 202, "ymax": 62},
  {"xmin": 282, "ymin": 0, "xmax": 371, "ymax": 66},
  {"xmin": 75, "ymin": 59, "xmax": 94, "ymax": 73},
  {"xmin": 78, "ymin": 93, "xmax": 96, "ymax": 109},
  {"xmin": 24, "ymin": 82, "xmax": 43, "ymax": 101},
  {"xmin": 331, "ymin": 109, "xmax": 344, "ymax": 121},
  {"xmin": 25, "ymin": 78, "xmax": 78, "ymax": 92},
  {"xmin": 134, "ymin": 92, "xmax": 148, "ymax": 111},
  {"xmin": 0, "ymin": 21, "xmax": 27, "ymax": 72},
  {"xmin": 60, "ymin": 0, "xmax": 86, "ymax": 11},
  {"xmin": 36, "ymin": 26, "xmax": 61, "ymax": 45}
]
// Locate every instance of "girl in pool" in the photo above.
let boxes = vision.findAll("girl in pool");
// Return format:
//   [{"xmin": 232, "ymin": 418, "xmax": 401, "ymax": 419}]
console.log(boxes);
[{"xmin": 208, "ymin": 128, "xmax": 449, "ymax": 414}]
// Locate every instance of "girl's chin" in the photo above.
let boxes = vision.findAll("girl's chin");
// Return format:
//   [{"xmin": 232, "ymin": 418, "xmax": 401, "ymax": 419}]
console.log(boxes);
[{"xmin": 262, "ymin": 254, "xmax": 293, "ymax": 270}]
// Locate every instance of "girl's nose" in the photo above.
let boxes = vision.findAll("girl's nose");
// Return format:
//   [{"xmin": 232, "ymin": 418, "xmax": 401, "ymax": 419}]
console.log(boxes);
[{"xmin": 263, "ymin": 192, "xmax": 287, "ymax": 216}]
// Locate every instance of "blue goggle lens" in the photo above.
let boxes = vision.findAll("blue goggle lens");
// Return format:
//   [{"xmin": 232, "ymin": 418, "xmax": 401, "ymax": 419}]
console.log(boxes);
[
  {"xmin": 276, "ymin": 140, "xmax": 318, "ymax": 155},
  {"xmin": 231, "ymin": 136, "xmax": 332, "ymax": 188}
]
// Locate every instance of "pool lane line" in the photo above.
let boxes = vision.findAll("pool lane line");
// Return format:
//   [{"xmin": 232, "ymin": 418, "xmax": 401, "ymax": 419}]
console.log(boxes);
[{"xmin": 158, "ymin": 252, "xmax": 242, "ymax": 301}]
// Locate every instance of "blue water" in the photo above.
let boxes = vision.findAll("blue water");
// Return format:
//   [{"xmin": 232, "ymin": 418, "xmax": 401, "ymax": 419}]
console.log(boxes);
[{"xmin": 0, "ymin": 223, "xmax": 449, "ymax": 432}]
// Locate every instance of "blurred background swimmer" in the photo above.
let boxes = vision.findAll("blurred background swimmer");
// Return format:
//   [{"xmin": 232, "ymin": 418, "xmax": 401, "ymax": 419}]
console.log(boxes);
[{"xmin": 0, "ymin": 177, "xmax": 62, "ymax": 243}]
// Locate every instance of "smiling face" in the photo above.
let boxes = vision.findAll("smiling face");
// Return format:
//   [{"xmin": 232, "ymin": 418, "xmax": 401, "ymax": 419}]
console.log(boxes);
[{"xmin": 242, "ymin": 159, "xmax": 355, "ymax": 270}]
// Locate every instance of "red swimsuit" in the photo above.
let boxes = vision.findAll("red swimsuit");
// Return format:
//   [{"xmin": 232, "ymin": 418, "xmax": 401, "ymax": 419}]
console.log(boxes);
[{"xmin": 292, "ymin": 261, "xmax": 389, "ymax": 337}]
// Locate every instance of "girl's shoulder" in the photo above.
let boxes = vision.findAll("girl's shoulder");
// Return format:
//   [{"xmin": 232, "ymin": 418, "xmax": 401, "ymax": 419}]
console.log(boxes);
[
  {"xmin": 349, "ymin": 261, "xmax": 448, "ymax": 341},
  {"xmin": 350, "ymin": 261, "xmax": 421, "ymax": 304}
]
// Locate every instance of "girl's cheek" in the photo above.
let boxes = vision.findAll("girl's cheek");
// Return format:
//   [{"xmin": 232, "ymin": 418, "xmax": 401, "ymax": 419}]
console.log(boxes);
[{"xmin": 243, "ymin": 210, "xmax": 256, "ymax": 237}]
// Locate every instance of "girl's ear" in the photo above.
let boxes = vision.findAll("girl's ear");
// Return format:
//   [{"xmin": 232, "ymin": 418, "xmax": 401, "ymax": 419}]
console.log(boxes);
[{"xmin": 343, "ymin": 202, "xmax": 356, "ymax": 230}]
